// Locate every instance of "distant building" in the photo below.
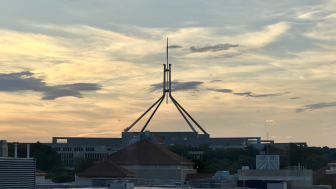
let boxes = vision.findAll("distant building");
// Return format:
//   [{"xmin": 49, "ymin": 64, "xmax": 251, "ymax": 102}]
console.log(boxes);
[
  {"xmin": 237, "ymin": 155, "xmax": 331, "ymax": 189},
  {"xmin": 238, "ymin": 169, "xmax": 313, "ymax": 187},
  {"xmin": 48, "ymin": 131, "xmax": 306, "ymax": 167}
]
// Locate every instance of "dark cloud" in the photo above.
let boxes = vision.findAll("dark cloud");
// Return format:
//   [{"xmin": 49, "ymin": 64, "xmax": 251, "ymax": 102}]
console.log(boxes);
[
  {"xmin": 150, "ymin": 81, "xmax": 203, "ymax": 92},
  {"xmin": 233, "ymin": 92, "xmax": 283, "ymax": 98},
  {"xmin": 209, "ymin": 80, "xmax": 222, "ymax": 83},
  {"xmin": 233, "ymin": 92, "xmax": 252, "ymax": 96},
  {"xmin": 168, "ymin": 45, "xmax": 182, "ymax": 49},
  {"xmin": 150, "ymin": 80, "xmax": 285, "ymax": 99},
  {"xmin": 217, "ymin": 53, "xmax": 240, "ymax": 58},
  {"xmin": 295, "ymin": 108, "xmax": 305, "ymax": 113},
  {"xmin": 296, "ymin": 102, "xmax": 336, "ymax": 113},
  {"xmin": 190, "ymin": 43, "xmax": 239, "ymax": 53},
  {"xmin": 251, "ymin": 93, "xmax": 283, "ymax": 98},
  {"xmin": 0, "ymin": 71, "xmax": 48, "ymax": 92},
  {"xmin": 0, "ymin": 71, "xmax": 101, "ymax": 100},
  {"xmin": 208, "ymin": 89, "xmax": 233, "ymax": 93},
  {"xmin": 291, "ymin": 97, "xmax": 300, "ymax": 99}
]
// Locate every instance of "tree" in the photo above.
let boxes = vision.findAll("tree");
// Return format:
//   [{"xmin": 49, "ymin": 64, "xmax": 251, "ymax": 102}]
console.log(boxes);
[
  {"xmin": 245, "ymin": 145, "xmax": 260, "ymax": 158},
  {"xmin": 199, "ymin": 143, "xmax": 211, "ymax": 151},
  {"xmin": 168, "ymin": 144, "xmax": 190, "ymax": 157},
  {"xmin": 74, "ymin": 158, "xmax": 95, "ymax": 173},
  {"xmin": 7, "ymin": 142, "xmax": 73, "ymax": 182},
  {"xmin": 31, "ymin": 142, "xmax": 62, "ymax": 171}
]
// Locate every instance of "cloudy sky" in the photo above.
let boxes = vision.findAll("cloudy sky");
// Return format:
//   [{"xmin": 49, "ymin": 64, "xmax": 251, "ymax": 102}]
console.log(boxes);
[{"xmin": 1, "ymin": 0, "xmax": 336, "ymax": 147}]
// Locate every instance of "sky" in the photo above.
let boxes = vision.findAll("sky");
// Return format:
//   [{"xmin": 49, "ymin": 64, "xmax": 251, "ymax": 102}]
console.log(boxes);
[{"xmin": 0, "ymin": 0, "xmax": 336, "ymax": 147}]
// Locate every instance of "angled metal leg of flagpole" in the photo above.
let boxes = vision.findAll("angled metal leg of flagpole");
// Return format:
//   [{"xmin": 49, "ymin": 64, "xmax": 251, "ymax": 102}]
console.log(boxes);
[
  {"xmin": 124, "ymin": 96, "xmax": 164, "ymax": 132},
  {"xmin": 141, "ymin": 95, "xmax": 165, "ymax": 132},
  {"xmin": 173, "ymin": 99, "xmax": 208, "ymax": 134},
  {"xmin": 170, "ymin": 96, "xmax": 196, "ymax": 132},
  {"xmin": 168, "ymin": 63, "xmax": 196, "ymax": 132}
]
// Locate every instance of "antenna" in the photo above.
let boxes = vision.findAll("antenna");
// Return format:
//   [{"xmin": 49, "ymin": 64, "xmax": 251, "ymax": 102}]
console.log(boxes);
[
  {"xmin": 267, "ymin": 132, "xmax": 269, "ymax": 155},
  {"xmin": 166, "ymin": 38, "xmax": 169, "ymax": 104},
  {"xmin": 124, "ymin": 38, "xmax": 208, "ymax": 134}
]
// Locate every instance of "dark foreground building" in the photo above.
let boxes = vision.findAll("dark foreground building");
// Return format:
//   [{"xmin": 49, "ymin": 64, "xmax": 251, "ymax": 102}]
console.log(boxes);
[
  {"xmin": 314, "ymin": 162, "xmax": 336, "ymax": 189},
  {"xmin": 0, "ymin": 157, "xmax": 36, "ymax": 189},
  {"xmin": 75, "ymin": 139, "xmax": 196, "ymax": 184}
]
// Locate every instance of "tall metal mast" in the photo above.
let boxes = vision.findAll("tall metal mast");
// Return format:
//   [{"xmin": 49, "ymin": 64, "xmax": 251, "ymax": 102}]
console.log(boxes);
[{"xmin": 124, "ymin": 38, "xmax": 208, "ymax": 134}]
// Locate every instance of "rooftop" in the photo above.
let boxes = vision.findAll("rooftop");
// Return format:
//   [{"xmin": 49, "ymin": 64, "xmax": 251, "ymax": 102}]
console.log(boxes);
[
  {"xmin": 102, "ymin": 139, "xmax": 194, "ymax": 165},
  {"xmin": 76, "ymin": 161, "xmax": 136, "ymax": 177}
]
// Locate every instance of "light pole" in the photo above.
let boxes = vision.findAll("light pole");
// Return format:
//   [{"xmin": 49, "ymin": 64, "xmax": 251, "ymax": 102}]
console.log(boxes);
[{"xmin": 239, "ymin": 173, "xmax": 245, "ymax": 188}]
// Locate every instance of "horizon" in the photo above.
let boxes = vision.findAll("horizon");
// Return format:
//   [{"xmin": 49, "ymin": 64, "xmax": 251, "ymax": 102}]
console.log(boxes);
[{"xmin": 1, "ymin": 1, "xmax": 336, "ymax": 147}]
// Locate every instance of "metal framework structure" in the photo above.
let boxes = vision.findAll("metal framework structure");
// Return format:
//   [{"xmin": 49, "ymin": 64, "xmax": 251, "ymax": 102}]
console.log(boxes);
[{"xmin": 124, "ymin": 38, "xmax": 207, "ymax": 134}]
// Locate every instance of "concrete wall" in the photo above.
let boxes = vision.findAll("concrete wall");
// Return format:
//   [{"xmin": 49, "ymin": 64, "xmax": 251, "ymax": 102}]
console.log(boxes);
[
  {"xmin": 292, "ymin": 185, "xmax": 331, "ymax": 189},
  {"xmin": 75, "ymin": 175, "xmax": 93, "ymax": 183},
  {"xmin": 36, "ymin": 175, "xmax": 53, "ymax": 184},
  {"xmin": 121, "ymin": 165, "xmax": 196, "ymax": 182},
  {"xmin": 36, "ymin": 175, "xmax": 45, "ymax": 183},
  {"xmin": 238, "ymin": 169, "xmax": 313, "ymax": 186},
  {"xmin": 0, "ymin": 140, "xmax": 8, "ymax": 157}
]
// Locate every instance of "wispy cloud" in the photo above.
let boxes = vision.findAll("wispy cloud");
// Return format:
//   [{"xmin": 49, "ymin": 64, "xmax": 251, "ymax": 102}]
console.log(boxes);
[
  {"xmin": 233, "ymin": 92, "xmax": 284, "ymax": 98},
  {"xmin": 150, "ymin": 81, "xmax": 203, "ymax": 92},
  {"xmin": 209, "ymin": 80, "xmax": 222, "ymax": 83},
  {"xmin": 270, "ymin": 135, "xmax": 292, "ymax": 139},
  {"xmin": 190, "ymin": 43, "xmax": 239, "ymax": 53},
  {"xmin": 168, "ymin": 45, "xmax": 182, "ymax": 49},
  {"xmin": 296, "ymin": 102, "xmax": 336, "ymax": 113},
  {"xmin": 208, "ymin": 88, "xmax": 233, "ymax": 93},
  {"xmin": 266, "ymin": 119, "xmax": 276, "ymax": 125}
]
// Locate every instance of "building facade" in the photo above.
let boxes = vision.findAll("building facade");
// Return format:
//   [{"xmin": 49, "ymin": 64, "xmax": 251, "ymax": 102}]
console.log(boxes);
[{"xmin": 48, "ymin": 131, "xmax": 307, "ymax": 167}]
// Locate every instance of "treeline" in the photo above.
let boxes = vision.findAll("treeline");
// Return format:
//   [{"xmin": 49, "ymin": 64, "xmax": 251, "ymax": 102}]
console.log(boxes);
[
  {"xmin": 6, "ymin": 142, "xmax": 336, "ymax": 181},
  {"xmin": 7, "ymin": 142, "xmax": 93, "ymax": 183},
  {"xmin": 169, "ymin": 143, "xmax": 336, "ymax": 174}
]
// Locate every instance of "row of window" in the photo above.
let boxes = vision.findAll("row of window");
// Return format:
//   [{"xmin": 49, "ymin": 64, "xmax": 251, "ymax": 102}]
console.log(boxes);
[
  {"xmin": 171, "ymin": 137, "xmax": 188, "ymax": 141},
  {"xmin": 53, "ymin": 147, "xmax": 95, "ymax": 152},
  {"xmin": 58, "ymin": 153, "xmax": 110, "ymax": 166},
  {"xmin": 59, "ymin": 153, "xmax": 74, "ymax": 166},
  {"xmin": 74, "ymin": 147, "xmax": 83, "ymax": 151},
  {"xmin": 84, "ymin": 153, "xmax": 109, "ymax": 159}
]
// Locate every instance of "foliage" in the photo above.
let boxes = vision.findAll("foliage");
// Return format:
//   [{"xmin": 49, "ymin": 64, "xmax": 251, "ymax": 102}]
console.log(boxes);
[
  {"xmin": 171, "ymin": 143, "xmax": 336, "ymax": 174},
  {"xmin": 263, "ymin": 143, "xmax": 336, "ymax": 171},
  {"xmin": 46, "ymin": 167, "xmax": 74, "ymax": 183},
  {"xmin": 8, "ymin": 142, "xmax": 61, "ymax": 171},
  {"xmin": 168, "ymin": 144, "xmax": 191, "ymax": 157},
  {"xmin": 7, "ymin": 142, "xmax": 74, "ymax": 183},
  {"xmin": 7, "ymin": 141, "xmax": 336, "ymax": 182},
  {"xmin": 74, "ymin": 157, "xmax": 95, "ymax": 173}
]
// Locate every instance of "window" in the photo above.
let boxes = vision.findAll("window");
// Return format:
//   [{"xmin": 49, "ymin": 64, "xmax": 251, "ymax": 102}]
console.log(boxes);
[
  {"xmin": 53, "ymin": 147, "xmax": 60, "ymax": 151},
  {"xmin": 86, "ymin": 147, "xmax": 94, "ymax": 151},
  {"xmin": 56, "ymin": 139, "xmax": 67, "ymax": 144},
  {"xmin": 84, "ymin": 153, "xmax": 109, "ymax": 159},
  {"xmin": 59, "ymin": 153, "xmax": 73, "ymax": 166},
  {"xmin": 74, "ymin": 147, "xmax": 83, "ymax": 151},
  {"xmin": 62, "ymin": 147, "xmax": 72, "ymax": 151}
]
